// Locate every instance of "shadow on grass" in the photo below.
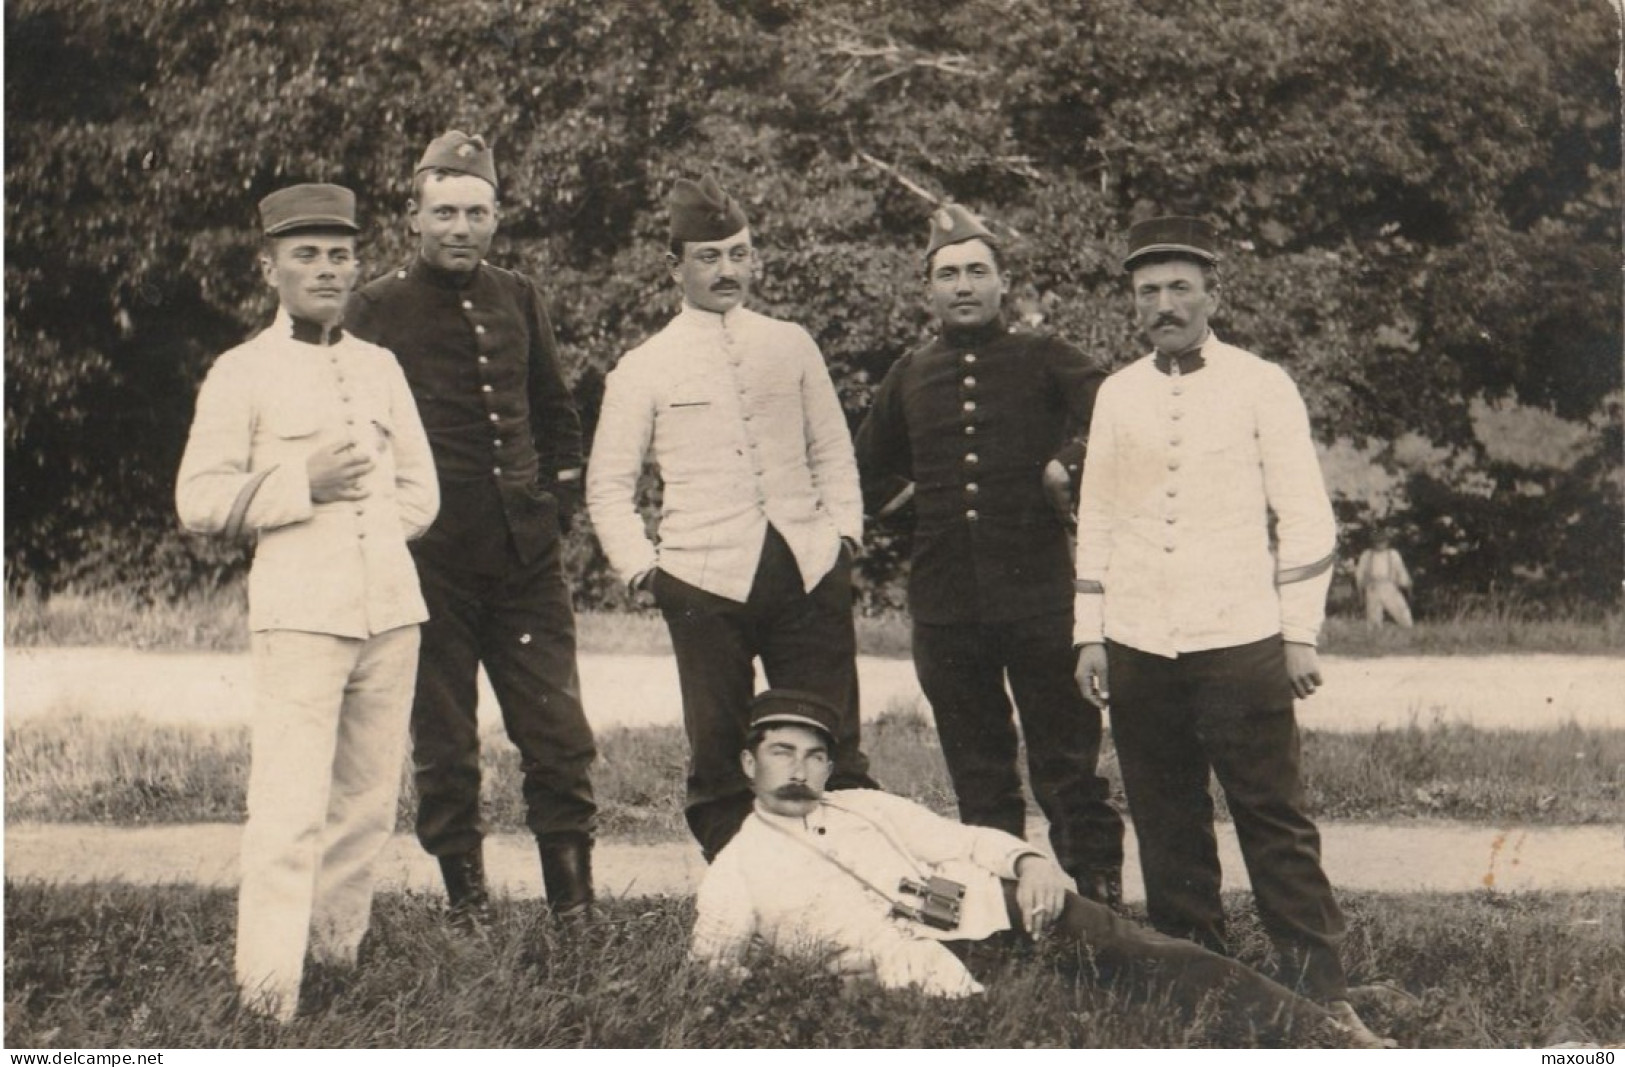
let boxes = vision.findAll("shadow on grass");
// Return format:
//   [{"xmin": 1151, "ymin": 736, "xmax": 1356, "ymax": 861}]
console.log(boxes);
[{"xmin": 8, "ymin": 708, "xmax": 1622, "ymax": 832}]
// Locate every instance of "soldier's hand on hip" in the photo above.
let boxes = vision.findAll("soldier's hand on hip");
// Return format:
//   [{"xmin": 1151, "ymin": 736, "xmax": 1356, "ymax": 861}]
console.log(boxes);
[
  {"xmin": 1074, "ymin": 643, "xmax": 1109, "ymax": 709},
  {"xmin": 628, "ymin": 567, "xmax": 659, "ymax": 608},
  {"xmin": 308, "ymin": 440, "xmax": 375, "ymax": 503},
  {"xmin": 1283, "ymin": 641, "xmax": 1323, "ymax": 699}
]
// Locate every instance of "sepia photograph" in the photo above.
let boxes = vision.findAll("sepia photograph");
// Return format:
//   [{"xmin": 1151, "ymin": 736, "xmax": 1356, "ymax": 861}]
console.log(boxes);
[{"xmin": 4, "ymin": 0, "xmax": 1622, "ymax": 1054}]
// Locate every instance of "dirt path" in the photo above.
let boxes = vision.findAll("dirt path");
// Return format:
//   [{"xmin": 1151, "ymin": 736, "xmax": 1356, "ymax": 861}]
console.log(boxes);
[
  {"xmin": 5, "ymin": 647, "xmax": 1623, "ymax": 733},
  {"xmin": 7, "ymin": 820, "xmax": 1619, "ymax": 899}
]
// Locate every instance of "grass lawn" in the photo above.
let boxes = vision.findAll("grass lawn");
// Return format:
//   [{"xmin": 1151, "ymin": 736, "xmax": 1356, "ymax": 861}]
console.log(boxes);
[
  {"xmin": 4, "ymin": 881, "xmax": 1619, "ymax": 1049},
  {"xmin": 6, "ymin": 588, "xmax": 1621, "ymax": 657},
  {"xmin": 6, "ymin": 710, "xmax": 1621, "ymax": 834}
]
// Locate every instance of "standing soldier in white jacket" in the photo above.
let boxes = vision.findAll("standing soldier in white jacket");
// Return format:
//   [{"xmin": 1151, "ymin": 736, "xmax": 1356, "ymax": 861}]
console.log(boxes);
[
  {"xmin": 176, "ymin": 184, "xmax": 438, "ymax": 1021},
  {"xmin": 587, "ymin": 176, "xmax": 877, "ymax": 861},
  {"xmin": 1072, "ymin": 216, "xmax": 1385, "ymax": 1045}
]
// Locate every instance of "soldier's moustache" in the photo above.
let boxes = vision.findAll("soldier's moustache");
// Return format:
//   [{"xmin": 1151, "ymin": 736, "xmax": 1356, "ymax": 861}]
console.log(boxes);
[{"xmin": 773, "ymin": 784, "xmax": 819, "ymax": 800}]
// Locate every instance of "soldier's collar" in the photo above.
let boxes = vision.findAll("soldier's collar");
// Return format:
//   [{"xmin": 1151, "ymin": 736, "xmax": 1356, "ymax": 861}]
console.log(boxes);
[
  {"xmin": 279, "ymin": 309, "xmax": 344, "ymax": 346},
  {"xmin": 676, "ymin": 301, "xmax": 748, "ymax": 329},
  {"xmin": 1153, "ymin": 332, "xmax": 1211, "ymax": 375},
  {"xmin": 941, "ymin": 315, "xmax": 1009, "ymax": 350},
  {"xmin": 408, "ymin": 255, "xmax": 481, "ymax": 291}
]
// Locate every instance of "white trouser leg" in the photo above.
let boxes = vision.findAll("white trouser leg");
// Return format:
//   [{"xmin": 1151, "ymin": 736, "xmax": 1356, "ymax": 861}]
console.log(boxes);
[
  {"xmin": 1377, "ymin": 584, "xmax": 1413, "ymax": 627},
  {"xmin": 236, "ymin": 630, "xmax": 360, "ymax": 1021},
  {"xmin": 309, "ymin": 624, "xmax": 418, "ymax": 964}
]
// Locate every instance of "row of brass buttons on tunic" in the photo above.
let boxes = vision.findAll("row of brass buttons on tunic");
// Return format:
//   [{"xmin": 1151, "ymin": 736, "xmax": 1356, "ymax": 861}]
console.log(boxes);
[
  {"xmin": 960, "ymin": 352, "xmax": 981, "ymax": 521},
  {"xmin": 1164, "ymin": 368, "xmax": 1186, "ymax": 552},
  {"xmin": 465, "ymin": 297, "xmax": 509, "ymax": 478},
  {"xmin": 331, "ymin": 348, "xmax": 368, "ymax": 538}
]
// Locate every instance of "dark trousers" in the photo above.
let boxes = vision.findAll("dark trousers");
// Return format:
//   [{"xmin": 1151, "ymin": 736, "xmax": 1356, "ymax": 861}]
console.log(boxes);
[
  {"xmin": 1107, "ymin": 636, "xmax": 1348, "ymax": 1000},
  {"xmin": 951, "ymin": 883, "xmax": 1327, "ymax": 1041},
  {"xmin": 913, "ymin": 614, "xmax": 1124, "ymax": 880},
  {"xmin": 410, "ymin": 543, "xmax": 597, "ymax": 856},
  {"xmin": 653, "ymin": 526, "xmax": 877, "ymax": 859}
]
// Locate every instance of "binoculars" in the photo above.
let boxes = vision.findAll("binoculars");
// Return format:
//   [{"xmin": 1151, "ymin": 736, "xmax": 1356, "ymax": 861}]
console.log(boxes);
[{"xmin": 889, "ymin": 875, "xmax": 967, "ymax": 931}]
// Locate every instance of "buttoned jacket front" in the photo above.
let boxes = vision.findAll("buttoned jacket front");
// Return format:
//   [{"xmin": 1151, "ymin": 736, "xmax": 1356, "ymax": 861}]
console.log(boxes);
[
  {"xmin": 1073, "ymin": 335, "xmax": 1336, "ymax": 656},
  {"xmin": 587, "ymin": 304, "xmax": 863, "ymax": 602},
  {"xmin": 175, "ymin": 311, "xmax": 438, "ymax": 637},
  {"xmin": 856, "ymin": 320, "xmax": 1105, "ymax": 624},
  {"xmin": 346, "ymin": 258, "xmax": 583, "ymax": 573},
  {"xmin": 690, "ymin": 789, "xmax": 1036, "ymax": 997}
]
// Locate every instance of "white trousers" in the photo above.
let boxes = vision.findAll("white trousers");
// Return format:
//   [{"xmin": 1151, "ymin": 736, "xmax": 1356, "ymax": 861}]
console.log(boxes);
[
  {"xmin": 1363, "ymin": 583, "xmax": 1413, "ymax": 627},
  {"xmin": 236, "ymin": 625, "xmax": 418, "ymax": 1021}
]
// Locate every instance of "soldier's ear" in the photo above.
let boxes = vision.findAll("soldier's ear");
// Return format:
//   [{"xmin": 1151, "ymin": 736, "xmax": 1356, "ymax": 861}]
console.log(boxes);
[
  {"xmin": 740, "ymin": 748, "xmax": 757, "ymax": 782},
  {"xmin": 258, "ymin": 249, "xmax": 277, "ymax": 288},
  {"xmin": 406, "ymin": 200, "xmax": 421, "ymax": 236}
]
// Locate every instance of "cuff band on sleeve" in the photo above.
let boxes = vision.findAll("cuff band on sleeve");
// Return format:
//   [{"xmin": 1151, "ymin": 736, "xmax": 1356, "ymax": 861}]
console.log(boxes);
[
  {"xmin": 1277, "ymin": 550, "xmax": 1336, "ymax": 586},
  {"xmin": 223, "ymin": 467, "xmax": 278, "ymax": 540}
]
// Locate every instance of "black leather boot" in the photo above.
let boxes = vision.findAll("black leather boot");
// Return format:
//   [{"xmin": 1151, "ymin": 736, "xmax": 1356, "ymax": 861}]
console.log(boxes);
[
  {"xmin": 537, "ymin": 833, "xmax": 594, "ymax": 919},
  {"xmin": 438, "ymin": 845, "xmax": 492, "ymax": 929}
]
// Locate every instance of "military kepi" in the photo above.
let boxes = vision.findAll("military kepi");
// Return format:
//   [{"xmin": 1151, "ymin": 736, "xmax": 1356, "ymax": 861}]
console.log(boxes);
[
  {"xmin": 924, "ymin": 202, "xmax": 997, "ymax": 262},
  {"xmin": 669, "ymin": 176, "xmax": 749, "ymax": 243},
  {"xmin": 416, "ymin": 130, "xmax": 498, "ymax": 189},
  {"xmin": 1123, "ymin": 215, "xmax": 1220, "ymax": 272},
  {"xmin": 749, "ymin": 689, "xmax": 840, "ymax": 745},
  {"xmin": 258, "ymin": 183, "xmax": 359, "ymax": 237}
]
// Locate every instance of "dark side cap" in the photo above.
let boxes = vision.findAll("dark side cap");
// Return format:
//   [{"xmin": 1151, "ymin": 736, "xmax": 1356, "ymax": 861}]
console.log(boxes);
[
  {"xmin": 669, "ymin": 175, "xmax": 749, "ymax": 244},
  {"xmin": 1123, "ymin": 215, "xmax": 1221, "ymax": 273},
  {"xmin": 748, "ymin": 689, "xmax": 839, "ymax": 745},
  {"xmin": 415, "ymin": 130, "xmax": 498, "ymax": 190},
  {"xmin": 258, "ymin": 183, "xmax": 359, "ymax": 237},
  {"xmin": 925, "ymin": 202, "xmax": 997, "ymax": 262}
]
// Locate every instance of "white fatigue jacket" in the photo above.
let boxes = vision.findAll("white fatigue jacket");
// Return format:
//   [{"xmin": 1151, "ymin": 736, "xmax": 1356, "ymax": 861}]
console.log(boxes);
[
  {"xmin": 690, "ymin": 790, "xmax": 1037, "ymax": 998},
  {"xmin": 586, "ymin": 303, "xmax": 863, "ymax": 602},
  {"xmin": 1073, "ymin": 334, "xmax": 1336, "ymax": 655},
  {"xmin": 176, "ymin": 310, "xmax": 438, "ymax": 637},
  {"xmin": 1356, "ymin": 547, "xmax": 1410, "ymax": 589}
]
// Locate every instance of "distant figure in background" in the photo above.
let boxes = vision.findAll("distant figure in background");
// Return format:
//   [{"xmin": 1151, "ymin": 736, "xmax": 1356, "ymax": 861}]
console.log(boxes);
[
  {"xmin": 1355, "ymin": 532, "xmax": 1414, "ymax": 627},
  {"xmin": 176, "ymin": 183, "xmax": 438, "ymax": 1021}
]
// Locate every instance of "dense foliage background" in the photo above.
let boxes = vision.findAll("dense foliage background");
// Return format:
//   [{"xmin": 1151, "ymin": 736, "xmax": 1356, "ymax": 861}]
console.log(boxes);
[{"xmin": 5, "ymin": 0, "xmax": 1621, "ymax": 614}]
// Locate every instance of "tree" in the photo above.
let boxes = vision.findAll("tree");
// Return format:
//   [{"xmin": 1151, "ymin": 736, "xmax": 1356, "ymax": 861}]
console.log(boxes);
[{"xmin": 5, "ymin": 0, "xmax": 1619, "ymax": 609}]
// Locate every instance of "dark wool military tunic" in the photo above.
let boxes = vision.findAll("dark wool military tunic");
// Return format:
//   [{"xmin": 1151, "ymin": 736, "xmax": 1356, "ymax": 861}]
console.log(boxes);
[
  {"xmin": 856, "ymin": 318, "xmax": 1106, "ymax": 625},
  {"xmin": 347, "ymin": 259, "xmax": 583, "ymax": 573}
]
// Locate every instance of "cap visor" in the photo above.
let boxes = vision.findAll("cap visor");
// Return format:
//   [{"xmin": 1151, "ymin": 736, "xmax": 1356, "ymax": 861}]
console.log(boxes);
[{"xmin": 752, "ymin": 712, "xmax": 835, "ymax": 738}]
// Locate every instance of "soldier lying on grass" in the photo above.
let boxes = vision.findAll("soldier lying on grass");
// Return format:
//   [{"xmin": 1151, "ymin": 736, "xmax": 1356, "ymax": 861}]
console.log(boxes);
[{"xmin": 689, "ymin": 690, "xmax": 1394, "ymax": 1048}]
